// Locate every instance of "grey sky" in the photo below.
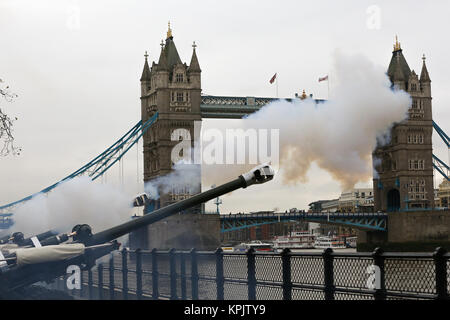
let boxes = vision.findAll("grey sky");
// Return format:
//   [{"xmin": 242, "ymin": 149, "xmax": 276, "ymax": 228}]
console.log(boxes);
[{"xmin": 0, "ymin": 0, "xmax": 449, "ymax": 213}]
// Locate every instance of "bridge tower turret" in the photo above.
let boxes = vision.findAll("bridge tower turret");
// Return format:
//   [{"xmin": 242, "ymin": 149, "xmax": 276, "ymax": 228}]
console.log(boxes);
[
  {"xmin": 140, "ymin": 23, "xmax": 202, "ymax": 211},
  {"xmin": 372, "ymin": 37, "xmax": 434, "ymax": 212}
]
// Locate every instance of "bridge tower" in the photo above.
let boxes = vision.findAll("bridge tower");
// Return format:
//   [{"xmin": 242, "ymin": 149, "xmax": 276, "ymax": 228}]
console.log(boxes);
[
  {"xmin": 140, "ymin": 24, "xmax": 202, "ymax": 210},
  {"xmin": 373, "ymin": 37, "xmax": 434, "ymax": 212},
  {"xmin": 132, "ymin": 24, "xmax": 221, "ymax": 251}
]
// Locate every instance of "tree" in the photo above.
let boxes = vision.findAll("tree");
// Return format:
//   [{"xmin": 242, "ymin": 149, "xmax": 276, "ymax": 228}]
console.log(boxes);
[{"xmin": 0, "ymin": 78, "xmax": 20, "ymax": 156}]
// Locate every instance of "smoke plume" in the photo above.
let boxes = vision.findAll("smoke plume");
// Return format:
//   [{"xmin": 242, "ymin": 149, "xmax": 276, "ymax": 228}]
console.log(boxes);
[
  {"xmin": 11, "ymin": 177, "xmax": 133, "ymax": 237},
  {"xmin": 202, "ymin": 51, "xmax": 411, "ymax": 190},
  {"xmin": 144, "ymin": 161, "xmax": 201, "ymax": 200}
]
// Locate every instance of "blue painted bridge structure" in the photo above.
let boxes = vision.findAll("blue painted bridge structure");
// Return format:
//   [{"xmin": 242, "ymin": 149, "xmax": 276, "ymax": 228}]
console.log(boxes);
[{"xmin": 219, "ymin": 211, "xmax": 388, "ymax": 233}]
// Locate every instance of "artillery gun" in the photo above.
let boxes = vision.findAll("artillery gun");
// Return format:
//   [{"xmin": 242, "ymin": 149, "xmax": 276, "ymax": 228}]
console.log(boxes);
[{"xmin": 0, "ymin": 164, "xmax": 274, "ymax": 298}]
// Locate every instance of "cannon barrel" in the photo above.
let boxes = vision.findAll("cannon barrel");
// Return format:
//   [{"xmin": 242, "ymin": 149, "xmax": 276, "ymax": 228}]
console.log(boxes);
[
  {"xmin": 87, "ymin": 163, "xmax": 274, "ymax": 246},
  {"xmin": 39, "ymin": 233, "xmax": 69, "ymax": 246},
  {"xmin": 20, "ymin": 230, "xmax": 58, "ymax": 246},
  {"xmin": 0, "ymin": 234, "xmax": 11, "ymax": 244}
]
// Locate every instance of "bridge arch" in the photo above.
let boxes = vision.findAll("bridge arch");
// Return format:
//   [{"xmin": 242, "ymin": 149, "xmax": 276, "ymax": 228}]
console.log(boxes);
[{"xmin": 387, "ymin": 188, "xmax": 400, "ymax": 212}]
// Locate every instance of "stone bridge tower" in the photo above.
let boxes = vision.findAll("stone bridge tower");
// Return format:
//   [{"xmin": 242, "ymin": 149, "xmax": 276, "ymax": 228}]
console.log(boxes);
[
  {"xmin": 131, "ymin": 25, "xmax": 220, "ymax": 251},
  {"xmin": 140, "ymin": 24, "xmax": 202, "ymax": 211},
  {"xmin": 373, "ymin": 37, "xmax": 434, "ymax": 212}
]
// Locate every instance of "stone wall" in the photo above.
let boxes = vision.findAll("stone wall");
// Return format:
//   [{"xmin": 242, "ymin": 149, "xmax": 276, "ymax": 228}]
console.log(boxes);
[
  {"xmin": 144, "ymin": 213, "xmax": 221, "ymax": 250},
  {"xmin": 357, "ymin": 209, "xmax": 450, "ymax": 251},
  {"xmin": 387, "ymin": 210, "xmax": 450, "ymax": 242}
]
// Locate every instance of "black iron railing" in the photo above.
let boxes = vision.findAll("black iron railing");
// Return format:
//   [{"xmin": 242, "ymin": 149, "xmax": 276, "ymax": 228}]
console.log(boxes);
[{"xmin": 56, "ymin": 247, "xmax": 449, "ymax": 300}]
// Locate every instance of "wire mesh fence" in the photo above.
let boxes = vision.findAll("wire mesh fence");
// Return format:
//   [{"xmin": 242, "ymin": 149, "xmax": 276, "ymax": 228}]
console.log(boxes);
[{"xmin": 56, "ymin": 247, "xmax": 450, "ymax": 300}]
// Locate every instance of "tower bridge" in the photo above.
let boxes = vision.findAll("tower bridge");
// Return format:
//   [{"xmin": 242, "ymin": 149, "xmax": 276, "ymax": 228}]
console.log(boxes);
[{"xmin": 0, "ymin": 26, "xmax": 449, "ymax": 251}]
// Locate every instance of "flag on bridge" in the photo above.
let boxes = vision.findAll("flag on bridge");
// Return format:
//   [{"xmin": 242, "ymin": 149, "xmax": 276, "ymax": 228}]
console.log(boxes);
[
  {"xmin": 318, "ymin": 75, "xmax": 328, "ymax": 82},
  {"xmin": 269, "ymin": 73, "xmax": 277, "ymax": 84}
]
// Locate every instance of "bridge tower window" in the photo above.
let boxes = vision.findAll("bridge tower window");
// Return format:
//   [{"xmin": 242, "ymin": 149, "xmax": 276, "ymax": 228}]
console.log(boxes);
[{"xmin": 176, "ymin": 73, "xmax": 184, "ymax": 83}]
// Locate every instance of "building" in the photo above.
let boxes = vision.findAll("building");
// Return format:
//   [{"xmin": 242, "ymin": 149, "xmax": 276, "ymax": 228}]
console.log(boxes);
[
  {"xmin": 338, "ymin": 188, "xmax": 374, "ymax": 213},
  {"xmin": 140, "ymin": 23, "xmax": 202, "ymax": 210},
  {"xmin": 130, "ymin": 25, "xmax": 223, "ymax": 250},
  {"xmin": 321, "ymin": 199, "xmax": 339, "ymax": 212},
  {"xmin": 437, "ymin": 180, "xmax": 450, "ymax": 208},
  {"xmin": 308, "ymin": 200, "xmax": 329, "ymax": 212},
  {"xmin": 372, "ymin": 37, "xmax": 434, "ymax": 212}
]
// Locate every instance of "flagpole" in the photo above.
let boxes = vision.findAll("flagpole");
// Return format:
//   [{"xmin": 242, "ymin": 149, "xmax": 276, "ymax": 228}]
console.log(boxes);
[
  {"xmin": 328, "ymin": 72, "xmax": 331, "ymax": 99},
  {"xmin": 276, "ymin": 75, "xmax": 279, "ymax": 98},
  {"xmin": 327, "ymin": 75, "xmax": 330, "ymax": 100}
]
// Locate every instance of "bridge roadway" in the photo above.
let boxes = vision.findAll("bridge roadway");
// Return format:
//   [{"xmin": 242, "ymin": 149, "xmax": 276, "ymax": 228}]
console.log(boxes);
[
  {"xmin": 219, "ymin": 211, "xmax": 388, "ymax": 233},
  {"xmin": 200, "ymin": 95, "xmax": 326, "ymax": 119}
]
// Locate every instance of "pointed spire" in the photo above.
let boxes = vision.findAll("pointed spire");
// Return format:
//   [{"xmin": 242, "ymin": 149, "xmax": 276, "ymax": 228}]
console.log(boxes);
[
  {"xmin": 167, "ymin": 21, "xmax": 173, "ymax": 39},
  {"xmin": 393, "ymin": 54, "xmax": 405, "ymax": 81},
  {"xmin": 188, "ymin": 41, "xmax": 201, "ymax": 73},
  {"xmin": 420, "ymin": 54, "xmax": 431, "ymax": 82},
  {"xmin": 140, "ymin": 51, "xmax": 151, "ymax": 81},
  {"xmin": 393, "ymin": 35, "xmax": 401, "ymax": 52},
  {"xmin": 387, "ymin": 36, "xmax": 411, "ymax": 84},
  {"xmin": 164, "ymin": 34, "xmax": 182, "ymax": 70},
  {"xmin": 157, "ymin": 40, "xmax": 168, "ymax": 71}
]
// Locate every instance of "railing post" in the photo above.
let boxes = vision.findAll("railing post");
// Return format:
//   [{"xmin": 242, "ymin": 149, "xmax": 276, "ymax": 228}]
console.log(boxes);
[
  {"xmin": 136, "ymin": 248, "xmax": 143, "ymax": 300},
  {"xmin": 88, "ymin": 268, "xmax": 93, "ymax": 300},
  {"xmin": 180, "ymin": 251, "xmax": 187, "ymax": 300},
  {"xmin": 98, "ymin": 263, "xmax": 103, "ymax": 300},
  {"xmin": 109, "ymin": 253, "xmax": 115, "ymax": 300},
  {"xmin": 372, "ymin": 247, "xmax": 386, "ymax": 300},
  {"xmin": 152, "ymin": 248, "xmax": 159, "ymax": 300},
  {"xmin": 79, "ymin": 269, "xmax": 84, "ymax": 298},
  {"xmin": 247, "ymin": 247, "xmax": 256, "ymax": 300},
  {"xmin": 169, "ymin": 248, "xmax": 178, "ymax": 300},
  {"xmin": 433, "ymin": 247, "xmax": 448, "ymax": 300},
  {"xmin": 215, "ymin": 248, "xmax": 224, "ymax": 300},
  {"xmin": 322, "ymin": 248, "xmax": 335, "ymax": 300},
  {"xmin": 281, "ymin": 248, "xmax": 292, "ymax": 300},
  {"xmin": 191, "ymin": 248, "xmax": 199, "ymax": 300},
  {"xmin": 122, "ymin": 247, "xmax": 128, "ymax": 300}
]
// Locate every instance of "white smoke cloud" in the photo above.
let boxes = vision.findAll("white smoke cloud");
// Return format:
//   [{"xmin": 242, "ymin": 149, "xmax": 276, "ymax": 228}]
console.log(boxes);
[
  {"xmin": 144, "ymin": 161, "xmax": 201, "ymax": 200},
  {"xmin": 202, "ymin": 51, "xmax": 411, "ymax": 190},
  {"xmin": 11, "ymin": 176, "xmax": 133, "ymax": 237}
]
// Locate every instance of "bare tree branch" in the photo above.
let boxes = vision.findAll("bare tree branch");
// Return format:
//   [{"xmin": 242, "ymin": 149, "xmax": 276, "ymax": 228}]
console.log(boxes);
[{"xmin": 0, "ymin": 78, "xmax": 20, "ymax": 156}]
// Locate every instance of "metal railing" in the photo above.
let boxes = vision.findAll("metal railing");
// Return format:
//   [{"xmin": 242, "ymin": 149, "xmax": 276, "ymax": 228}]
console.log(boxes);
[{"xmin": 57, "ymin": 247, "xmax": 449, "ymax": 300}]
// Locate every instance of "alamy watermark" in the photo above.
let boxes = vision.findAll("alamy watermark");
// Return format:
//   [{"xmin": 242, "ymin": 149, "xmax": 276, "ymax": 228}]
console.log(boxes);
[
  {"xmin": 66, "ymin": 264, "xmax": 81, "ymax": 290},
  {"xmin": 366, "ymin": 264, "xmax": 381, "ymax": 289},
  {"xmin": 66, "ymin": 4, "xmax": 81, "ymax": 31},
  {"xmin": 366, "ymin": 5, "xmax": 381, "ymax": 30},
  {"xmin": 170, "ymin": 121, "xmax": 280, "ymax": 169}
]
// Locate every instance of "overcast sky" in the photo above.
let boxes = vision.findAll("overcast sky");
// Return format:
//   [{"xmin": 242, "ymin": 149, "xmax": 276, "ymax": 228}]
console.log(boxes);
[{"xmin": 0, "ymin": 0, "xmax": 449, "ymax": 214}]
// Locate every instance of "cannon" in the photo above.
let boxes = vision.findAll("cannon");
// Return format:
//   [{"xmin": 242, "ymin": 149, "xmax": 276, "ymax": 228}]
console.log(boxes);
[{"xmin": 0, "ymin": 163, "xmax": 274, "ymax": 297}]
